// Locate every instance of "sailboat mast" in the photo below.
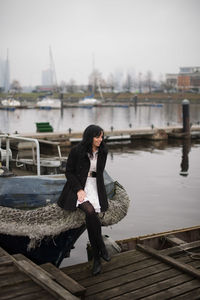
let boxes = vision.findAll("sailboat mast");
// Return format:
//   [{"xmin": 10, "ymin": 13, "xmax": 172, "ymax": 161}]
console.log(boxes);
[
  {"xmin": 92, "ymin": 52, "xmax": 95, "ymax": 95},
  {"xmin": 4, "ymin": 49, "xmax": 10, "ymax": 92}
]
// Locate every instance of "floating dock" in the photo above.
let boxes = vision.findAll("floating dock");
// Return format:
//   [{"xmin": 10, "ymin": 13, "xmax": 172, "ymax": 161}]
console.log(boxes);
[
  {"xmin": 10, "ymin": 125, "xmax": 200, "ymax": 152},
  {"xmin": 2, "ymin": 227, "xmax": 200, "ymax": 299}
]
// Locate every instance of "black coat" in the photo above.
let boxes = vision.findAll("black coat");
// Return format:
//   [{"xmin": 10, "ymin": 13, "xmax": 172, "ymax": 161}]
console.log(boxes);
[{"xmin": 57, "ymin": 144, "xmax": 108, "ymax": 212}]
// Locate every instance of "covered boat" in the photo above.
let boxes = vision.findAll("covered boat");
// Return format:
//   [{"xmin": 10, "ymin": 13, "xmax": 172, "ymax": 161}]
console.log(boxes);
[{"xmin": 0, "ymin": 134, "xmax": 130, "ymax": 267}]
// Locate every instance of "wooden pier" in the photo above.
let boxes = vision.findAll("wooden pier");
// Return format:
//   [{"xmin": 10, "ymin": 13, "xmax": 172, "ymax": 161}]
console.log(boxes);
[
  {"xmin": 0, "ymin": 247, "xmax": 85, "ymax": 300},
  {"xmin": 9, "ymin": 125, "xmax": 200, "ymax": 154},
  {"xmin": 1, "ymin": 227, "xmax": 200, "ymax": 299},
  {"xmin": 61, "ymin": 240, "xmax": 200, "ymax": 299}
]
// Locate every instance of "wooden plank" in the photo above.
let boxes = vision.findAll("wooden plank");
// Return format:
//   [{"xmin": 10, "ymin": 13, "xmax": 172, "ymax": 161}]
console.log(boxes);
[
  {"xmin": 0, "ymin": 265, "xmax": 17, "ymax": 276},
  {"xmin": 42, "ymin": 263, "xmax": 86, "ymax": 297},
  {"xmin": 84, "ymin": 252, "xmax": 198, "ymax": 298},
  {"xmin": 170, "ymin": 287, "xmax": 200, "ymax": 299},
  {"xmin": 13, "ymin": 254, "xmax": 55, "ymax": 280},
  {"xmin": 10, "ymin": 290, "xmax": 56, "ymax": 300},
  {"xmin": 0, "ymin": 271, "xmax": 30, "ymax": 288},
  {"xmin": 63, "ymin": 249, "xmax": 143, "ymax": 274},
  {"xmin": 139, "ymin": 279, "xmax": 200, "ymax": 300},
  {"xmin": 81, "ymin": 257, "xmax": 163, "ymax": 288},
  {"xmin": 160, "ymin": 240, "xmax": 200, "ymax": 256},
  {"xmin": 1, "ymin": 280, "xmax": 43, "ymax": 300},
  {"xmin": 165, "ymin": 234, "xmax": 187, "ymax": 246},
  {"xmin": 137, "ymin": 244, "xmax": 200, "ymax": 280},
  {"xmin": 84, "ymin": 263, "xmax": 176, "ymax": 298},
  {"xmin": 0, "ymin": 256, "xmax": 13, "ymax": 266},
  {"xmin": 110, "ymin": 273, "xmax": 193, "ymax": 300},
  {"xmin": 63, "ymin": 250, "xmax": 150, "ymax": 281},
  {"xmin": 176, "ymin": 253, "xmax": 200, "ymax": 271},
  {"xmin": 15, "ymin": 260, "xmax": 79, "ymax": 300}
]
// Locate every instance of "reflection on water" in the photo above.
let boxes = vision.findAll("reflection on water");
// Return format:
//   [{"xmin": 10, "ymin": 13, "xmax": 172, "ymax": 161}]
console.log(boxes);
[
  {"xmin": 1, "ymin": 103, "xmax": 200, "ymax": 134},
  {"xmin": 61, "ymin": 140, "xmax": 200, "ymax": 267},
  {"xmin": 180, "ymin": 140, "xmax": 191, "ymax": 176}
]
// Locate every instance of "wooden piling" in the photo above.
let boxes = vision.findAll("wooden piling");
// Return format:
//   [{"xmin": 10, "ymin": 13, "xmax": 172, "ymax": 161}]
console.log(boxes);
[{"xmin": 182, "ymin": 99, "xmax": 190, "ymax": 137}]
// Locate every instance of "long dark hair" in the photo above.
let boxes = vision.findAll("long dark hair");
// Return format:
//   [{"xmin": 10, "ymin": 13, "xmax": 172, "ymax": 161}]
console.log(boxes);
[{"xmin": 80, "ymin": 124, "xmax": 107, "ymax": 155}]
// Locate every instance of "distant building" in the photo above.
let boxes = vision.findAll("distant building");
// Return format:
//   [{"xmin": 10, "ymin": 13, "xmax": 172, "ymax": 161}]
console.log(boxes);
[
  {"xmin": 179, "ymin": 66, "xmax": 200, "ymax": 74},
  {"xmin": 0, "ymin": 54, "xmax": 10, "ymax": 92},
  {"xmin": 34, "ymin": 85, "xmax": 58, "ymax": 93},
  {"xmin": 166, "ymin": 66, "xmax": 200, "ymax": 92},
  {"xmin": 165, "ymin": 73, "xmax": 178, "ymax": 90}
]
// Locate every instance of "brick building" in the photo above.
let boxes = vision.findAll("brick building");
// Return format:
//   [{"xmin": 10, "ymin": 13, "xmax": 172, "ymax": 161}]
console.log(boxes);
[{"xmin": 166, "ymin": 66, "xmax": 200, "ymax": 92}]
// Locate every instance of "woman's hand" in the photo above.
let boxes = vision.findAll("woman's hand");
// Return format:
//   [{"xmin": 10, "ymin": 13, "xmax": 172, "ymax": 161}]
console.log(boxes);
[{"xmin": 77, "ymin": 189, "xmax": 86, "ymax": 203}]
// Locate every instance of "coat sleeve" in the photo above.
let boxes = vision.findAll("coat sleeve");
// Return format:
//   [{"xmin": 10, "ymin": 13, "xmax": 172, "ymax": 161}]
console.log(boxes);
[{"xmin": 65, "ymin": 147, "xmax": 83, "ymax": 193}]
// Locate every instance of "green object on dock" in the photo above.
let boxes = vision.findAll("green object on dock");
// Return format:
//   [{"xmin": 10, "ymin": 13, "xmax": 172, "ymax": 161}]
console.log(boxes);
[{"xmin": 36, "ymin": 122, "xmax": 53, "ymax": 132}]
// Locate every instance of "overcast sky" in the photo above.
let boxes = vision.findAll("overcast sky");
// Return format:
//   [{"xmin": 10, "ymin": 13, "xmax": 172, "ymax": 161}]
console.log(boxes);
[{"xmin": 0, "ymin": 0, "xmax": 200, "ymax": 86}]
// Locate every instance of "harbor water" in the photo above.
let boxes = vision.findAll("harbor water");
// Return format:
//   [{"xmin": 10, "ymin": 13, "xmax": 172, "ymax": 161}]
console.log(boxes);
[{"xmin": 0, "ymin": 102, "xmax": 200, "ymax": 133}]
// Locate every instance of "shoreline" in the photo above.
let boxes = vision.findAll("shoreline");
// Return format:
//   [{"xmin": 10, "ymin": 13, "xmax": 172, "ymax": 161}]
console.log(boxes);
[{"xmin": 1, "ymin": 92, "xmax": 200, "ymax": 105}]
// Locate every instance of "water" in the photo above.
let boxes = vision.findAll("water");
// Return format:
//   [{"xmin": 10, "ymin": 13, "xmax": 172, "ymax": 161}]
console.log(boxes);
[
  {"xmin": 0, "ymin": 102, "xmax": 200, "ymax": 134},
  {"xmin": 61, "ymin": 140, "xmax": 200, "ymax": 267}
]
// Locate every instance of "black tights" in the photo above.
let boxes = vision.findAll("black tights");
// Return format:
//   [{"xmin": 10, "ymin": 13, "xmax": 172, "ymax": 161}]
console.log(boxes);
[{"xmin": 79, "ymin": 201, "xmax": 104, "ymax": 259}]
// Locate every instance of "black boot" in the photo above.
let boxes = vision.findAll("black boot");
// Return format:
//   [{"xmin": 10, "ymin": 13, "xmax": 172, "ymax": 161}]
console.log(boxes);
[
  {"xmin": 92, "ymin": 258, "xmax": 101, "ymax": 276},
  {"xmin": 100, "ymin": 246, "xmax": 111, "ymax": 262}
]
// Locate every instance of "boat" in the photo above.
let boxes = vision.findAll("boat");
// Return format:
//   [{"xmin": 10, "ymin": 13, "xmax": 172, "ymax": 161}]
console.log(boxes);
[
  {"xmin": 1, "ymin": 98, "xmax": 20, "ymax": 110},
  {"xmin": 36, "ymin": 97, "xmax": 61, "ymax": 109},
  {"xmin": 78, "ymin": 95, "xmax": 101, "ymax": 106},
  {"xmin": 115, "ymin": 225, "xmax": 200, "ymax": 254},
  {"xmin": 0, "ymin": 134, "xmax": 130, "ymax": 267}
]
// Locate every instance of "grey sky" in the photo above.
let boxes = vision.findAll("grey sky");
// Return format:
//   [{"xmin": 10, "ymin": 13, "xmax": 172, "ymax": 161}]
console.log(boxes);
[{"xmin": 0, "ymin": 0, "xmax": 200, "ymax": 86}]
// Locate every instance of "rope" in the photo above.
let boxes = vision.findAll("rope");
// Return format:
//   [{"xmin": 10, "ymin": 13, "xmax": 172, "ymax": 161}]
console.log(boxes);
[{"xmin": 0, "ymin": 182, "xmax": 130, "ymax": 249}]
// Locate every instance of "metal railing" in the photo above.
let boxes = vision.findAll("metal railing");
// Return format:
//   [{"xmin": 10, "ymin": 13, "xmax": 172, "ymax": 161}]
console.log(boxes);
[{"xmin": 0, "ymin": 134, "xmax": 41, "ymax": 176}]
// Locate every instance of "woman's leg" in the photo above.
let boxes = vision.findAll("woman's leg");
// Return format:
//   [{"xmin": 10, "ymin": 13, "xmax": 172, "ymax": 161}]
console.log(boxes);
[
  {"xmin": 79, "ymin": 201, "xmax": 102, "ymax": 258},
  {"xmin": 79, "ymin": 201, "xmax": 104, "ymax": 275}
]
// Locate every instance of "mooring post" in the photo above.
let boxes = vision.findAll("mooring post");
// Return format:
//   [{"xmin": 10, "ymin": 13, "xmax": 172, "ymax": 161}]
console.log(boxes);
[
  {"xmin": 182, "ymin": 99, "xmax": 190, "ymax": 137},
  {"xmin": 60, "ymin": 93, "xmax": 64, "ymax": 118},
  {"xmin": 134, "ymin": 95, "xmax": 138, "ymax": 106}
]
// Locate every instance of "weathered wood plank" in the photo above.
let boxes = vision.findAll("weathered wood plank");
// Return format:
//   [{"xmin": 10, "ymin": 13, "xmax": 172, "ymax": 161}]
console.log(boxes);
[
  {"xmin": 15, "ymin": 260, "xmax": 79, "ymax": 300},
  {"xmin": 42, "ymin": 263, "xmax": 86, "ymax": 297},
  {"xmin": 177, "ymin": 254, "xmax": 200, "ymax": 271},
  {"xmin": 0, "ymin": 271, "xmax": 31, "ymax": 288},
  {"xmin": 1, "ymin": 280, "xmax": 43, "ymax": 300},
  {"xmin": 160, "ymin": 240, "xmax": 200, "ymax": 256},
  {"xmin": 63, "ymin": 249, "xmax": 145, "ymax": 275},
  {"xmin": 10, "ymin": 290, "xmax": 56, "ymax": 300},
  {"xmin": 0, "ymin": 256, "xmax": 13, "ymax": 265},
  {"xmin": 111, "ymin": 273, "xmax": 193, "ymax": 300},
  {"xmin": 165, "ymin": 234, "xmax": 187, "ymax": 246},
  {"xmin": 0, "ymin": 265, "xmax": 17, "ymax": 276},
  {"xmin": 84, "ymin": 263, "xmax": 176, "ymax": 298},
  {"xmin": 137, "ymin": 244, "xmax": 200, "ymax": 279},
  {"xmin": 13, "ymin": 254, "xmax": 55, "ymax": 280},
  {"xmin": 71, "ymin": 250, "xmax": 194, "ymax": 288},
  {"xmin": 81, "ymin": 257, "xmax": 163, "ymax": 288},
  {"xmin": 171, "ymin": 287, "xmax": 200, "ymax": 299},
  {"xmin": 140, "ymin": 279, "xmax": 200, "ymax": 299},
  {"xmin": 63, "ymin": 250, "xmax": 150, "ymax": 281}
]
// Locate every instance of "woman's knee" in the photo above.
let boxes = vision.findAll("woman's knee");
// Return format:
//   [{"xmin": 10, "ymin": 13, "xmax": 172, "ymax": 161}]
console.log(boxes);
[{"xmin": 79, "ymin": 201, "xmax": 96, "ymax": 216}]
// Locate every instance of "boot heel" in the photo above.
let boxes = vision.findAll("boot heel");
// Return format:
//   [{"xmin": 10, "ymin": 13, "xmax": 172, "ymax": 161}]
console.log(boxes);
[{"xmin": 92, "ymin": 258, "xmax": 101, "ymax": 275}]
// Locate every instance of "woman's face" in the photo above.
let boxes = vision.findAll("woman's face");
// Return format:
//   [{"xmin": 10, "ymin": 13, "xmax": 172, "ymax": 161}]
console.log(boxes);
[{"xmin": 93, "ymin": 131, "xmax": 103, "ymax": 149}]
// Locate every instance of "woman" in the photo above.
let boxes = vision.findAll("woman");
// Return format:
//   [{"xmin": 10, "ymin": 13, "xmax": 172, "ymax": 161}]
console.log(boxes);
[{"xmin": 57, "ymin": 124, "xmax": 110, "ymax": 275}]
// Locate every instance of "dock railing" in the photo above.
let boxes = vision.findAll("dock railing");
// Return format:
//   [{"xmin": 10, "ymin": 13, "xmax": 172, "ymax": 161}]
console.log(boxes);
[{"xmin": 0, "ymin": 134, "xmax": 41, "ymax": 176}]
